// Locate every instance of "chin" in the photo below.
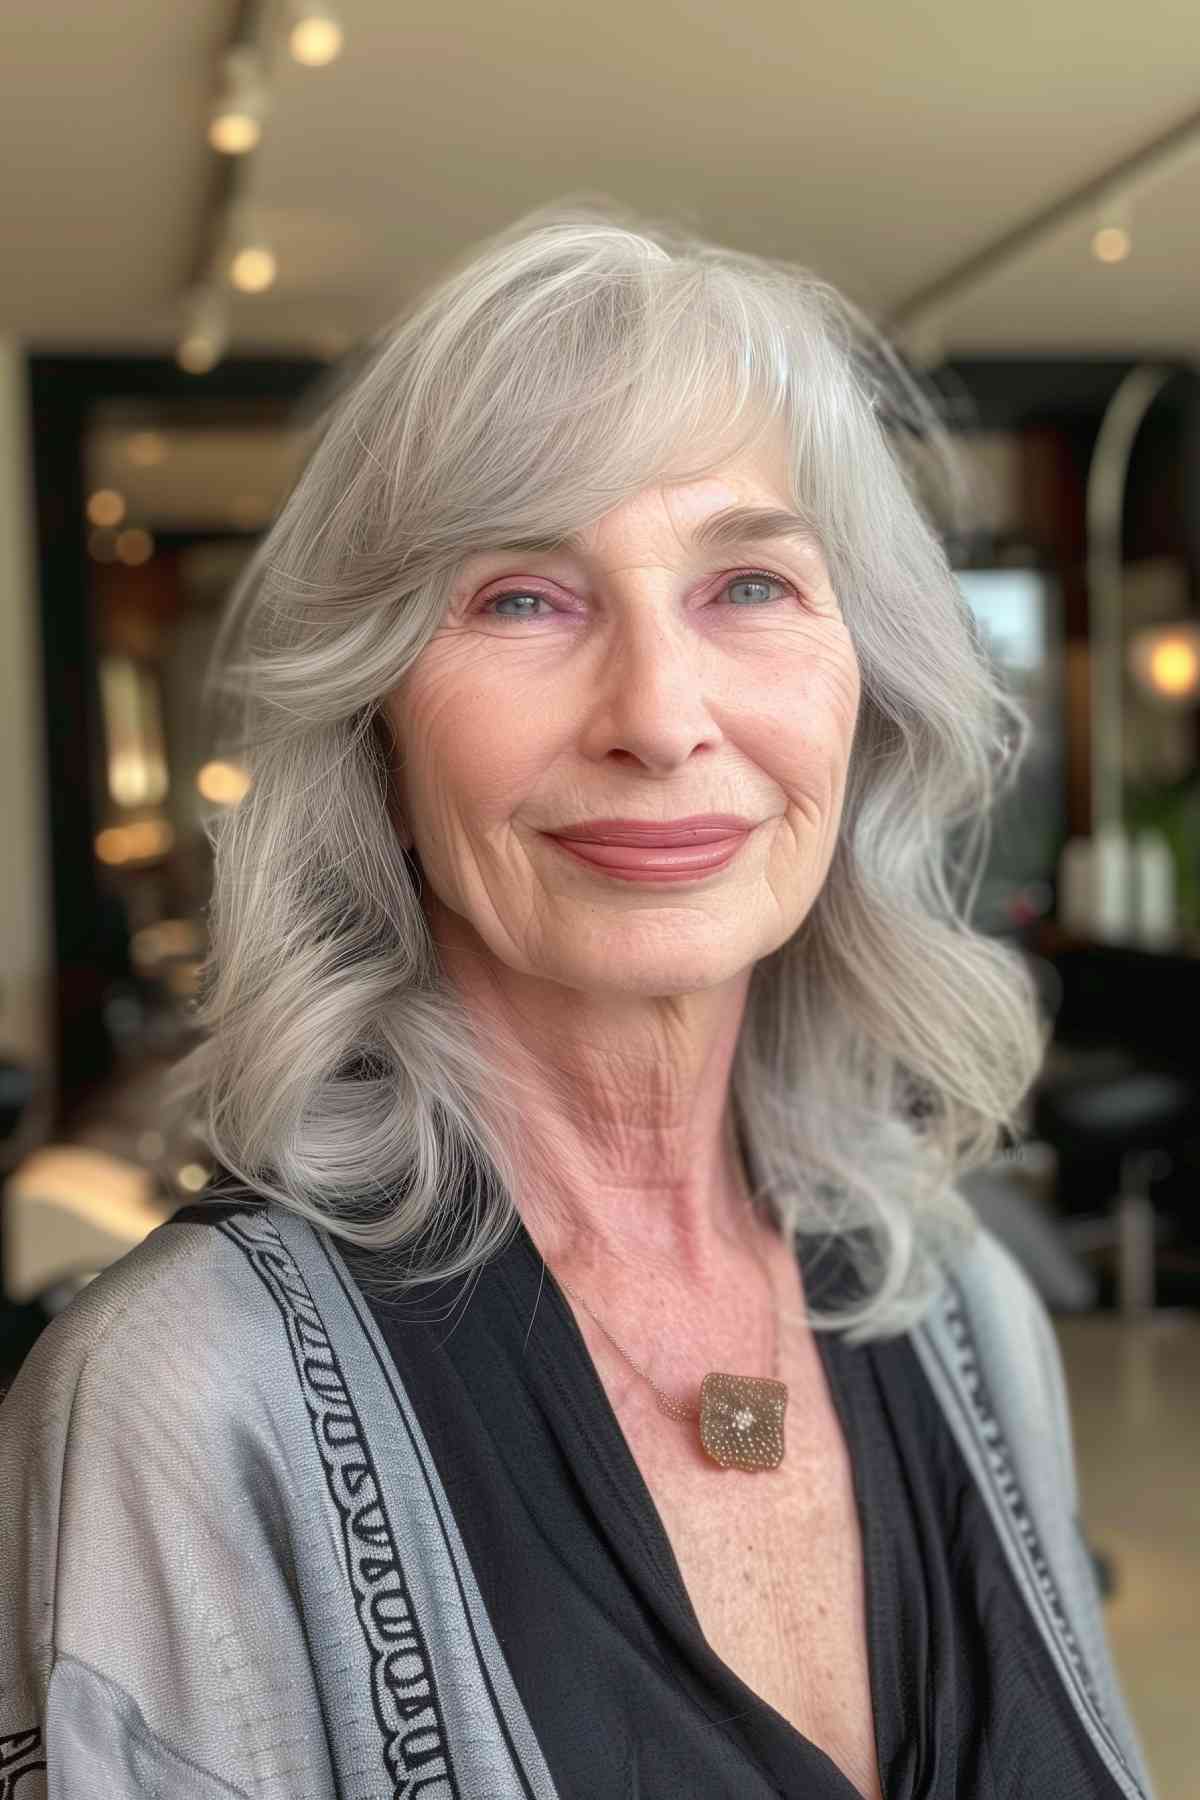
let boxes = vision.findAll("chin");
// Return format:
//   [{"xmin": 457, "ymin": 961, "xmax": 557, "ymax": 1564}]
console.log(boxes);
[{"xmin": 543, "ymin": 935, "xmax": 760, "ymax": 1000}]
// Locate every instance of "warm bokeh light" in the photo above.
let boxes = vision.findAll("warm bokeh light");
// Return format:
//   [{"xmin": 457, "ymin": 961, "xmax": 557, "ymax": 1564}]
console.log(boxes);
[
  {"xmin": 290, "ymin": 15, "xmax": 344, "ymax": 66},
  {"xmin": 87, "ymin": 488, "xmax": 126, "ymax": 527},
  {"xmin": 177, "ymin": 285, "xmax": 229, "ymax": 373},
  {"xmin": 166, "ymin": 962, "xmax": 202, "ymax": 1000},
  {"xmin": 1148, "ymin": 635, "xmax": 1200, "ymax": 698},
  {"xmin": 208, "ymin": 112, "xmax": 261, "ymax": 155},
  {"xmin": 107, "ymin": 745, "xmax": 168, "ymax": 807},
  {"xmin": 130, "ymin": 918, "xmax": 202, "ymax": 974},
  {"xmin": 177, "ymin": 335, "xmax": 220, "ymax": 374},
  {"xmin": 100, "ymin": 657, "xmax": 169, "ymax": 806},
  {"xmin": 115, "ymin": 528, "xmax": 154, "ymax": 566},
  {"xmin": 197, "ymin": 759, "xmax": 253, "ymax": 806},
  {"xmin": 94, "ymin": 818, "xmax": 176, "ymax": 865},
  {"xmin": 125, "ymin": 431, "xmax": 167, "ymax": 467},
  {"xmin": 1128, "ymin": 621, "xmax": 1200, "ymax": 706},
  {"xmin": 230, "ymin": 244, "xmax": 278, "ymax": 293},
  {"xmin": 175, "ymin": 1162, "xmax": 212, "ymax": 1193},
  {"xmin": 1092, "ymin": 225, "xmax": 1132, "ymax": 263}
]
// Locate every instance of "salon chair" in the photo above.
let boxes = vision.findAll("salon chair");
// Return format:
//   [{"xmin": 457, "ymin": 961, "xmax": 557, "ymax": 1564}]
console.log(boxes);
[{"xmin": 1028, "ymin": 944, "xmax": 1200, "ymax": 1318}]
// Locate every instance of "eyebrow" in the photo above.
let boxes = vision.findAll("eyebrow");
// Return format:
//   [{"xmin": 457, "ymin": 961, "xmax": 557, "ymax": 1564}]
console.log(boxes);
[{"xmin": 472, "ymin": 504, "xmax": 825, "ymax": 560}]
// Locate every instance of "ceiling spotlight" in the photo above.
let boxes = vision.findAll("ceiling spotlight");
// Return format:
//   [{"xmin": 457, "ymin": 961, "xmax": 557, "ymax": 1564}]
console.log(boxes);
[
  {"xmin": 209, "ymin": 45, "xmax": 268, "ymax": 155},
  {"xmin": 177, "ymin": 285, "xmax": 230, "ymax": 375},
  {"xmin": 1092, "ymin": 225, "xmax": 1132, "ymax": 263},
  {"xmin": 230, "ymin": 241, "xmax": 278, "ymax": 293},
  {"xmin": 178, "ymin": 340, "xmax": 219, "ymax": 375},
  {"xmin": 289, "ymin": 3, "xmax": 344, "ymax": 66},
  {"xmin": 1092, "ymin": 190, "xmax": 1133, "ymax": 264},
  {"xmin": 223, "ymin": 210, "xmax": 278, "ymax": 293}
]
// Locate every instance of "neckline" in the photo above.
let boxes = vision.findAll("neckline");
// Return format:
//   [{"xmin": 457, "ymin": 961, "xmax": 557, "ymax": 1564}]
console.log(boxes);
[
  {"xmin": 502, "ymin": 1203, "xmax": 860, "ymax": 1524},
  {"xmin": 495, "ymin": 1209, "xmax": 878, "ymax": 1800}
]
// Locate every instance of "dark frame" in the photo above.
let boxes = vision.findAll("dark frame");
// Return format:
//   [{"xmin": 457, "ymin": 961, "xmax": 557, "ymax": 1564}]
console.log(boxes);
[{"xmin": 26, "ymin": 352, "xmax": 326, "ymax": 1128}]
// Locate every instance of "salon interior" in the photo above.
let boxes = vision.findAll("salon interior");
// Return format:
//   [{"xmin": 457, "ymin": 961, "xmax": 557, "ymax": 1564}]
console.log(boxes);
[{"xmin": 2, "ymin": 3, "xmax": 1199, "ymax": 1792}]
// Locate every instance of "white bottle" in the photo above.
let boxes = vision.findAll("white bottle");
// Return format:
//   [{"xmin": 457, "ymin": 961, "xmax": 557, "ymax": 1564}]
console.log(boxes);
[
  {"xmin": 1090, "ymin": 825, "xmax": 1133, "ymax": 944},
  {"xmin": 1057, "ymin": 837, "xmax": 1095, "ymax": 937},
  {"xmin": 1131, "ymin": 828, "xmax": 1176, "ymax": 949}
]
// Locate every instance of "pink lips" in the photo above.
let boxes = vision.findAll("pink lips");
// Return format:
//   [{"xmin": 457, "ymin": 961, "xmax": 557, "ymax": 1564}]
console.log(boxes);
[{"xmin": 546, "ymin": 814, "xmax": 754, "ymax": 882}]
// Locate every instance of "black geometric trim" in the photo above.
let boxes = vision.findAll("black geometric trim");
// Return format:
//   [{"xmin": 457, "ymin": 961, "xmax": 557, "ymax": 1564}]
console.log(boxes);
[
  {"xmin": 938, "ymin": 1279, "xmax": 1143, "ymax": 1794},
  {"xmin": 165, "ymin": 1196, "xmax": 269, "ymax": 1228},
  {"xmin": 0, "ymin": 1724, "xmax": 45, "ymax": 1796},
  {"xmin": 215, "ymin": 1209, "xmax": 460, "ymax": 1800}
]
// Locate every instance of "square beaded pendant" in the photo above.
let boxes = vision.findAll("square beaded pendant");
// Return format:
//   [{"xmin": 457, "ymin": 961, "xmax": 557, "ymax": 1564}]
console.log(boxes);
[{"xmin": 698, "ymin": 1372, "xmax": 788, "ymax": 1471}]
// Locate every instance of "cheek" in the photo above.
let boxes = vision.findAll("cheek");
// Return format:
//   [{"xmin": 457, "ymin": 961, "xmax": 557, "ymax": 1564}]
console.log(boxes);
[
  {"xmin": 390, "ymin": 661, "xmax": 555, "ymax": 837},
  {"xmin": 823, "ymin": 649, "xmax": 862, "ymax": 759},
  {"xmin": 745, "ymin": 638, "xmax": 860, "ymax": 792}
]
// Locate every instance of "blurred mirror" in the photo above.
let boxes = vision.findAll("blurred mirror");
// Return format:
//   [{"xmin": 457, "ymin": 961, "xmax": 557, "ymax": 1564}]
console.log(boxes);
[{"xmin": 70, "ymin": 397, "xmax": 317, "ymax": 1151}]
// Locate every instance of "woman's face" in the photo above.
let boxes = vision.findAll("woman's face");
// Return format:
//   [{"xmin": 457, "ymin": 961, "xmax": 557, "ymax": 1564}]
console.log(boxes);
[{"xmin": 385, "ymin": 438, "xmax": 861, "ymax": 999}]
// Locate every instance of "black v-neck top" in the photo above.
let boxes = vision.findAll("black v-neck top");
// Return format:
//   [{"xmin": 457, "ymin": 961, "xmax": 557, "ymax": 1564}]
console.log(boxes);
[
  {"xmin": 169, "ymin": 1196, "xmax": 1123, "ymax": 1798},
  {"xmin": 335, "ymin": 1213, "xmax": 1122, "ymax": 1800}
]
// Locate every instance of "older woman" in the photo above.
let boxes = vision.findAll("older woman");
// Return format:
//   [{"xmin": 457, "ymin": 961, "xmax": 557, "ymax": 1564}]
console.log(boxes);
[{"xmin": 1, "ymin": 204, "xmax": 1154, "ymax": 1800}]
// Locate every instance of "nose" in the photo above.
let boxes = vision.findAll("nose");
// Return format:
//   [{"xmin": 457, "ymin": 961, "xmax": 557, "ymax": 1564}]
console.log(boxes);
[{"xmin": 577, "ymin": 600, "xmax": 722, "ymax": 773}]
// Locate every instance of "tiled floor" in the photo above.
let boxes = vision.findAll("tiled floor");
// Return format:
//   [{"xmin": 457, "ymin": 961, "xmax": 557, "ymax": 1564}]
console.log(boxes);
[{"xmin": 1055, "ymin": 1310, "xmax": 1200, "ymax": 1800}]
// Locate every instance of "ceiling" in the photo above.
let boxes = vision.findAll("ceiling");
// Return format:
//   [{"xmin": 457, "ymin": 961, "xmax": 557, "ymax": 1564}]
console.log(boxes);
[{"xmin": 3, "ymin": 0, "xmax": 1199, "ymax": 361}]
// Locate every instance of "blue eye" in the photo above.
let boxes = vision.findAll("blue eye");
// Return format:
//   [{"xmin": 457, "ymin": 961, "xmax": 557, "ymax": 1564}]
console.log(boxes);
[
  {"xmin": 488, "ymin": 591, "xmax": 548, "ymax": 617},
  {"xmin": 479, "ymin": 570, "xmax": 792, "ymax": 621},
  {"xmin": 725, "ymin": 572, "xmax": 787, "ymax": 605}
]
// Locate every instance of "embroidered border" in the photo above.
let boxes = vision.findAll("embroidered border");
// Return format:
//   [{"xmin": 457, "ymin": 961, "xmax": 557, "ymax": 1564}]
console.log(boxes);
[
  {"xmin": 0, "ymin": 1724, "xmax": 45, "ymax": 1797},
  {"xmin": 217, "ymin": 1210, "xmax": 458, "ymax": 1800},
  {"xmin": 939, "ymin": 1278, "xmax": 1141, "ymax": 1792}
]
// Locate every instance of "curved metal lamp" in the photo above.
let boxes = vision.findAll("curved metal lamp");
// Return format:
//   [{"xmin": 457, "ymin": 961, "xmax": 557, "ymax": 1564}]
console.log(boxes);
[{"xmin": 1085, "ymin": 363, "xmax": 1175, "ymax": 840}]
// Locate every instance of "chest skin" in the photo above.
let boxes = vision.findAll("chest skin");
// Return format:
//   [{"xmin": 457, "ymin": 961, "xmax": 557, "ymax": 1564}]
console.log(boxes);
[{"xmin": 563, "ymin": 1248, "xmax": 886, "ymax": 1800}]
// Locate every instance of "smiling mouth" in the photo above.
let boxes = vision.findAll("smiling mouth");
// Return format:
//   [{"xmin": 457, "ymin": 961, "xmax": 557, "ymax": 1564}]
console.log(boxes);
[
  {"xmin": 545, "ymin": 828, "xmax": 751, "ymax": 883},
  {"xmin": 550, "ymin": 814, "xmax": 754, "ymax": 845}
]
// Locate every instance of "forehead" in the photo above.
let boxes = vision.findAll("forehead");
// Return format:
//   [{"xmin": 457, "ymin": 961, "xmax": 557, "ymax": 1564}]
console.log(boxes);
[{"xmin": 467, "ymin": 444, "xmax": 823, "ymax": 565}]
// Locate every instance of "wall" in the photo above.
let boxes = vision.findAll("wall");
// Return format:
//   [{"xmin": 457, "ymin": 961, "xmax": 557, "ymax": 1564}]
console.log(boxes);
[{"xmin": 0, "ymin": 339, "xmax": 53, "ymax": 1087}]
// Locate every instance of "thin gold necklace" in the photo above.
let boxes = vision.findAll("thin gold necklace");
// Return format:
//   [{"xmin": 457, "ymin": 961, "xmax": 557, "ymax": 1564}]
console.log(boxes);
[{"xmin": 553, "ymin": 1212, "xmax": 788, "ymax": 1474}]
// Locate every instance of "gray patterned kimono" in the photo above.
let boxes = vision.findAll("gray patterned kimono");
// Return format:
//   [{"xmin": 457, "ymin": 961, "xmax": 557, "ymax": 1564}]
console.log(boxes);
[{"xmin": 0, "ymin": 1201, "xmax": 1156, "ymax": 1799}]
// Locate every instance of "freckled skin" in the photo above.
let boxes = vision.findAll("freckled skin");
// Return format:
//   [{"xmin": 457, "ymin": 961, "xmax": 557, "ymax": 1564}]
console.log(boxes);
[
  {"xmin": 382, "ymin": 432, "xmax": 862, "ymax": 1282},
  {"xmin": 383, "ymin": 439, "xmax": 880, "ymax": 1794},
  {"xmin": 386, "ymin": 441, "xmax": 859, "ymax": 1004}
]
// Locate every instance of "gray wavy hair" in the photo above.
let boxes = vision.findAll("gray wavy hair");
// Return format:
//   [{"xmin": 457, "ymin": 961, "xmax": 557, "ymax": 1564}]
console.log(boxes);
[{"xmin": 162, "ymin": 196, "xmax": 1049, "ymax": 1343}]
